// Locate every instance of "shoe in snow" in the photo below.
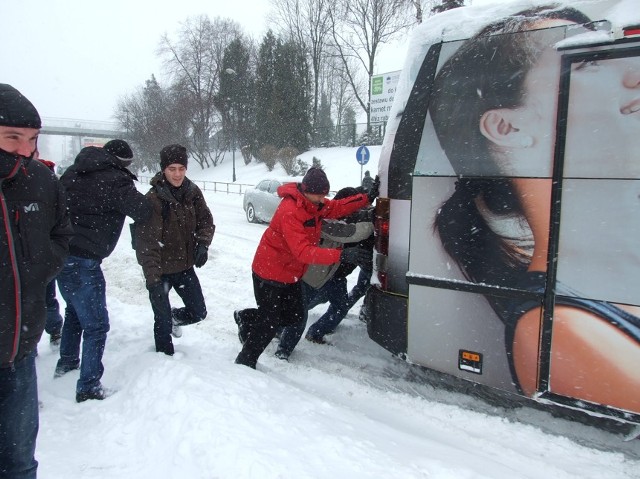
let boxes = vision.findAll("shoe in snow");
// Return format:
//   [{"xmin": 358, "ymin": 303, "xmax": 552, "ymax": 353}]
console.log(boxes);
[
  {"xmin": 76, "ymin": 385, "xmax": 113, "ymax": 403},
  {"xmin": 171, "ymin": 308, "xmax": 183, "ymax": 338},
  {"xmin": 54, "ymin": 362, "xmax": 79, "ymax": 378},
  {"xmin": 234, "ymin": 310, "xmax": 250, "ymax": 345}
]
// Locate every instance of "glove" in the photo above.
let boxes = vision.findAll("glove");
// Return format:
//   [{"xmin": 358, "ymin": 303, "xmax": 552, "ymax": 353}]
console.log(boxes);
[
  {"xmin": 340, "ymin": 247, "xmax": 372, "ymax": 269},
  {"xmin": 194, "ymin": 243, "xmax": 208, "ymax": 268},
  {"xmin": 367, "ymin": 175, "xmax": 380, "ymax": 204}
]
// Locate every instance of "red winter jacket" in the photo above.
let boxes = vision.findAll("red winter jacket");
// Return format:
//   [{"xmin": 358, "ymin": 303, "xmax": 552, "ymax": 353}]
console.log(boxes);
[{"xmin": 251, "ymin": 182, "xmax": 369, "ymax": 284}]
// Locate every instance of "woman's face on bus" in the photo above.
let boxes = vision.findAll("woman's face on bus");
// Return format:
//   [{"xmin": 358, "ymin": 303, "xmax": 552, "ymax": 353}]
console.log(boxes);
[
  {"xmin": 514, "ymin": 20, "xmax": 640, "ymax": 178},
  {"xmin": 564, "ymin": 55, "xmax": 640, "ymax": 177}
]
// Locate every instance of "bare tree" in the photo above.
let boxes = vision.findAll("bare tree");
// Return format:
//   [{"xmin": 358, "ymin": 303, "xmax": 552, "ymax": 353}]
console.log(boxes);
[
  {"xmin": 115, "ymin": 75, "xmax": 191, "ymax": 173},
  {"xmin": 329, "ymin": 0, "xmax": 414, "ymax": 129},
  {"xmin": 320, "ymin": 52, "xmax": 358, "ymax": 144},
  {"xmin": 158, "ymin": 15, "xmax": 242, "ymax": 168},
  {"xmin": 269, "ymin": 0, "xmax": 336, "ymax": 138}
]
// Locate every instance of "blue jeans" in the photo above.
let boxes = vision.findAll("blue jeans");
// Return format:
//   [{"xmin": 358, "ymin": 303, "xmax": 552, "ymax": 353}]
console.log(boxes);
[
  {"xmin": 345, "ymin": 266, "xmax": 372, "ymax": 311},
  {"xmin": 149, "ymin": 268, "xmax": 207, "ymax": 355},
  {"xmin": 278, "ymin": 276, "xmax": 348, "ymax": 356},
  {"xmin": 305, "ymin": 276, "xmax": 350, "ymax": 341},
  {"xmin": 44, "ymin": 279, "xmax": 63, "ymax": 337},
  {"xmin": 56, "ymin": 256, "xmax": 110, "ymax": 395},
  {"xmin": 0, "ymin": 352, "xmax": 38, "ymax": 479}
]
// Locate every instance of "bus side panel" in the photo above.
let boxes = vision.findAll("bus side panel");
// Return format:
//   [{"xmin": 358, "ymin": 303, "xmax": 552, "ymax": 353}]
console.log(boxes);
[{"xmin": 407, "ymin": 176, "xmax": 517, "ymax": 392}]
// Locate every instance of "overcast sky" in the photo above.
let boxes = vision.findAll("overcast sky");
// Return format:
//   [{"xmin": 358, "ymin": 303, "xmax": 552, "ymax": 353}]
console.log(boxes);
[{"xmin": 1, "ymin": 0, "xmax": 424, "ymax": 123}]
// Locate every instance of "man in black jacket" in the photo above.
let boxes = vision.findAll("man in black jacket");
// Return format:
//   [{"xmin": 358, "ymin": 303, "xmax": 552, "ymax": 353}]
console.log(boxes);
[
  {"xmin": 55, "ymin": 139, "xmax": 151, "ymax": 403},
  {"xmin": 0, "ymin": 84, "xmax": 73, "ymax": 479}
]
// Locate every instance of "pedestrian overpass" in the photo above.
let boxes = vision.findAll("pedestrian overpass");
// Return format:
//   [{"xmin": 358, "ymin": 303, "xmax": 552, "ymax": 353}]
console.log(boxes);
[{"xmin": 40, "ymin": 117, "xmax": 124, "ymax": 139}]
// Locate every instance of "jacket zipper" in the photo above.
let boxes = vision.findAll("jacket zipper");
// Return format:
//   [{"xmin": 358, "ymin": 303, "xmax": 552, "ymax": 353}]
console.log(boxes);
[{"xmin": 0, "ymin": 158, "xmax": 25, "ymax": 364}]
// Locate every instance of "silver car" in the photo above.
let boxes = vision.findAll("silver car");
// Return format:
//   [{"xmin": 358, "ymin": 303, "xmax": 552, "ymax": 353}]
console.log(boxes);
[{"xmin": 243, "ymin": 177, "xmax": 301, "ymax": 223}]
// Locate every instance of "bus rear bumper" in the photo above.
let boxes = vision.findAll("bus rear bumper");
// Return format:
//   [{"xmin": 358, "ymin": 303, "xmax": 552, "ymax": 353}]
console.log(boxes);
[{"xmin": 363, "ymin": 286, "xmax": 408, "ymax": 357}]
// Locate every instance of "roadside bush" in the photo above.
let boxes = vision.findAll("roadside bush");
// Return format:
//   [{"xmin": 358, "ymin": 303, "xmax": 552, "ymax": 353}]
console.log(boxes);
[
  {"xmin": 258, "ymin": 144, "xmax": 279, "ymax": 171},
  {"xmin": 291, "ymin": 158, "xmax": 309, "ymax": 177},
  {"xmin": 241, "ymin": 145, "xmax": 252, "ymax": 165},
  {"xmin": 278, "ymin": 146, "xmax": 299, "ymax": 175}
]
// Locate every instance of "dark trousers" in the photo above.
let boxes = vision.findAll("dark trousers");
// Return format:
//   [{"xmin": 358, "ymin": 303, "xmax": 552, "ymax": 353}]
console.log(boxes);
[
  {"xmin": 277, "ymin": 278, "xmax": 345, "ymax": 355},
  {"xmin": 44, "ymin": 279, "xmax": 63, "ymax": 337},
  {"xmin": 149, "ymin": 267, "xmax": 207, "ymax": 355},
  {"xmin": 0, "ymin": 352, "xmax": 38, "ymax": 479},
  {"xmin": 345, "ymin": 266, "xmax": 372, "ymax": 310},
  {"xmin": 235, "ymin": 273, "xmax": 304, "ymax": 368}
]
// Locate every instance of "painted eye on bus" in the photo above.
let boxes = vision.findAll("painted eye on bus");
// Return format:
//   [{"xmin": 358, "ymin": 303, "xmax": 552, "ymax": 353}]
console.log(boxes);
[{"xmin": 572, "ymin": 59, "xmax": 602, "ymax": 72}]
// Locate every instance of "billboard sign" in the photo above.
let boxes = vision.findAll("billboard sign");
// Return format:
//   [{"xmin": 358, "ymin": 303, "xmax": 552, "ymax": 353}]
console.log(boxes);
[{"xmin": 370, "ymin": 70, "xmax": 400, "ymax": 124}]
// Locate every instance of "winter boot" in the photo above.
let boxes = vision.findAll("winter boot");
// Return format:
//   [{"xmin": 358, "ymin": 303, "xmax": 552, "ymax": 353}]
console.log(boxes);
[
  {"xmin": 171, "ymin": 308, "xmax": 183, "ymax": 338},
  {"xmin": 54, "ymin": 360, "xmax": 80, "ymax": 378},
  {"xmin": 234, "ymin": 310, "xmax": 251, "ymax": 344}
]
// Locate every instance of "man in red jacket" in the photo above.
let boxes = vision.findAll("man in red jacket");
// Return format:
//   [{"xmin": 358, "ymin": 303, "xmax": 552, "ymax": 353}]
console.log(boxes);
[{"xmin": 234, "ymin": 167, "xmax": 378, "ymax": 369}]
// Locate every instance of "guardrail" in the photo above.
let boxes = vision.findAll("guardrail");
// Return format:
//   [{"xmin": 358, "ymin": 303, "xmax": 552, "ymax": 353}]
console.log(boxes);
[{"xmin": 138, "ymin": 176, "xmax": 254, "ymax": 195}]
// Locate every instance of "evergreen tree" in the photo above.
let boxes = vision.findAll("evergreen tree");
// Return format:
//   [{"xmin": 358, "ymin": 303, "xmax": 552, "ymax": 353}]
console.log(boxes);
[
  {"xmin": 340, "ymin": 105, "xmax": 357, "ymax": 146},
  {"xmin": 273, "ymin": 39, "xmax": 311, "ymax": 152},
  {"xmin": 316, "ymin": 93, "xmax": 334, "ymax": 146},
  {"xmin": 255, "ymin": 32, "xmax": 312, "ymax": 155},
  {"xmin": 431, "ymin": 0, "xmax": 464, "ymax": 14},
  {"xmin": 220, "ymin": 37, "xmax": 255, "ymax": 156},
  {"xmin": 255, "ymin": 31, "xmax": 279, "ymax": 155}
]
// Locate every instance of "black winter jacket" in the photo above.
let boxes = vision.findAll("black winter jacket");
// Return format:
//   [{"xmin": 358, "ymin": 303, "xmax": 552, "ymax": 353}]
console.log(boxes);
[
  {"xmin": 0, "ymin": 150, "xmax": 73, "ymax": 367},
  {"xmin": 61, "ymin": 146, "xmax": 151, "ymax": 260}
]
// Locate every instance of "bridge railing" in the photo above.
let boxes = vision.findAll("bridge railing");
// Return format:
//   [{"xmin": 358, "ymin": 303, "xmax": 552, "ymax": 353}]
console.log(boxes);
[
  {"xmin": 137, "ymin": 176, "xmax": 254, "ymax": 196},
  {"xmin": 41, "ymin": 117, "xmax": 120, "ymax": 131}
]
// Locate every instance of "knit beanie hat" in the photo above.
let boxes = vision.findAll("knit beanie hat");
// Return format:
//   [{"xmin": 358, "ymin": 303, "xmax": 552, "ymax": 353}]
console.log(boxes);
[
  {"xmin": 160, "ymin": 144, "xmax": 188, "ymax": 170},
  {"xmin": 0, "ymin": 84, "xmax": 42, "ymax": 129},
  {"xmin": 104, "ymin": 139, "xmax": 133, "ymax": 159},
  {"xmin": 301, "ymin": 167, "xmax": 330, "ymax": 195}
]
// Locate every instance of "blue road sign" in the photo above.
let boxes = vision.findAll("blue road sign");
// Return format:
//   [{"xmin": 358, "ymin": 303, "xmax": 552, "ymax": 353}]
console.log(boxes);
[{"xmin": 356, "ymin": 145, "xmax": 370, "ymax": 165}]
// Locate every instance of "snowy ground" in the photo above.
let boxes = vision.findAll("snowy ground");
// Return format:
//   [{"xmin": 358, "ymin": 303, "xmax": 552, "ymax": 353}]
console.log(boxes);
[{"xmin": 35, "ymin": 147, "xmax": 640, "ymax": 478}]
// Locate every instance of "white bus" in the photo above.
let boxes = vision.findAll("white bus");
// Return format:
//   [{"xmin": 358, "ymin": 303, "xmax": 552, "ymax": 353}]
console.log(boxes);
[{"xmin": 365, "ymin": 0, "xmax": 640, "ymax": 426}]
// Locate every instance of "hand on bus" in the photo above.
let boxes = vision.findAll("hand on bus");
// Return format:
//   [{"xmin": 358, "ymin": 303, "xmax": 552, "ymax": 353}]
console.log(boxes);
[{"xmin": 367, "ymin": 176, "xmax": 380, "ymax": 204}]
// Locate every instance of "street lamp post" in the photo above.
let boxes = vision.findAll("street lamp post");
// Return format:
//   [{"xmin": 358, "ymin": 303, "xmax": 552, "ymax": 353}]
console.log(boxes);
[{"xmin": 225, "ymin": 68, "xmax": 237, "ymax": 183}]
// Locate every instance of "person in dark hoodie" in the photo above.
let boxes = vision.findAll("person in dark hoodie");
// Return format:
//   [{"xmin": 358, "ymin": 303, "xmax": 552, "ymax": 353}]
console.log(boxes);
[
  {"xmin": 54, "ymin": 139, "xmax": 151, "ymax": 403},
  {"xmin": 0, "ymin": 84, "xmax": 73, "ymax": 479},
  {"xmin": 234, "ymin": 167, "xmax": 379, "ymax": 369},
  {"xmin": 135, "ymin": 144, "xmax": 215, "ymax": 356},
  {"xmin": 34, "ymin": 149, "xmax": 65, "ymax": 346}
]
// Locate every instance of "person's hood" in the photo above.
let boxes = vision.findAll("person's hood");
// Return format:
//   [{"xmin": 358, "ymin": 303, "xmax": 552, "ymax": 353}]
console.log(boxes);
[
  {"xmin": 72, "ymin": 146, "xmax": 133, "ymax": 174},
  {"xmin": 277, "ymin": 181, "xmax": 325, "ymax": 214},
  {"xmin": 277, "ymin": 181, "xmax": 306, "ymax": 201}
]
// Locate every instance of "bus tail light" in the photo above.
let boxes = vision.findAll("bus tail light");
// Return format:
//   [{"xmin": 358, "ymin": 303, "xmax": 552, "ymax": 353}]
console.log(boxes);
[{"xmin": 374, "ymin": 198, "xmax": 390, "ymax": 290}]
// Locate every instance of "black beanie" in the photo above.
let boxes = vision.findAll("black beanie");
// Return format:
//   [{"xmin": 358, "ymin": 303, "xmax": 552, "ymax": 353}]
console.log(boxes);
[
  {"xmin": 301, "ymin": 167, "xmax": 330, "ymax": 195},
  {"xmin": 0, "ymin": 84, "xmax": 42, "ymax": 129},
  {"xmin": 104, "ymin": 139, "xmax": 133, "ymax": 159},
  {"xmin": 160, "ymin": 144, "xmax": 188, "ymax": 170}
]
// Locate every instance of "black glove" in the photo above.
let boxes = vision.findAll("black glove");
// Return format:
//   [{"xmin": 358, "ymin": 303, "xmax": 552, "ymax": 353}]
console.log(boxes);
[
  {"xmin": 367, "ymin": 175, "xmax": 380, "ymax": 204},
  {"xmin": 194, "ymin": 243, "xmax": 208, "ymax": 268},
  {"xmin": 340, "ymin": 247, "xmax": 372, "ymax": 269}
]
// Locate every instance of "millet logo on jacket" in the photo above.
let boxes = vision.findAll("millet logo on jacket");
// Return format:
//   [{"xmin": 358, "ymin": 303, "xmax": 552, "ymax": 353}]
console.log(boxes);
[{"xmin": 24, "ymin": 203, "xmax": 40, "ymax": 212}]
